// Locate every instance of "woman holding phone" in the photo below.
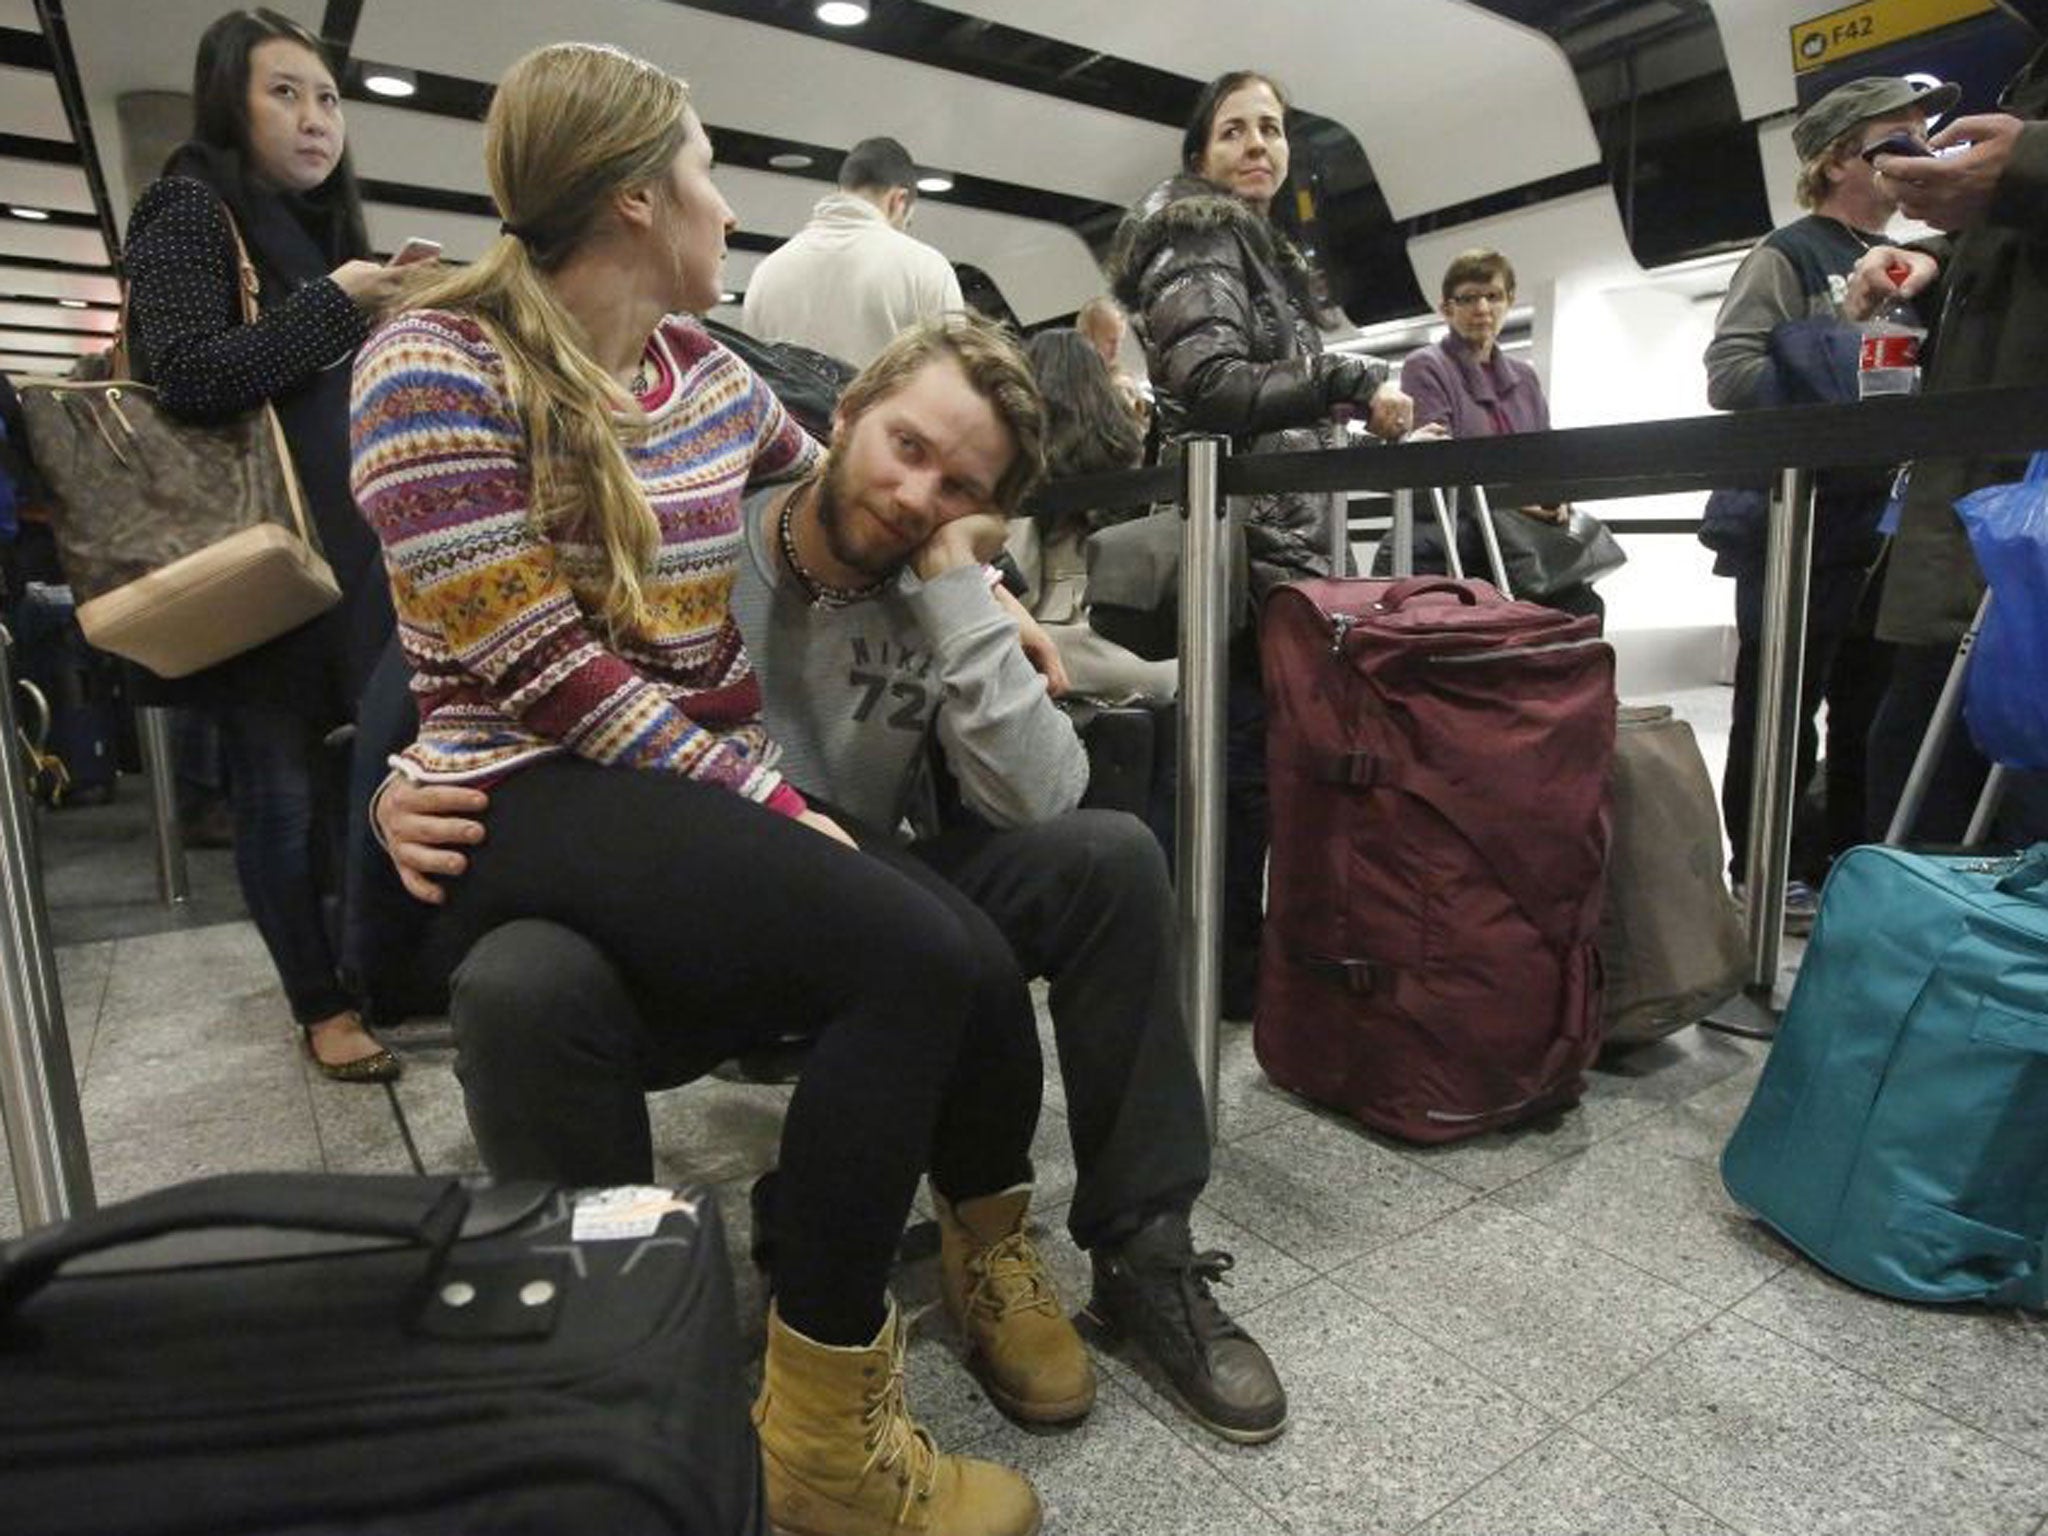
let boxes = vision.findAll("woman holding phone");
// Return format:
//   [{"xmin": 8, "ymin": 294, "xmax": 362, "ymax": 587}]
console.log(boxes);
[{"xmin": 125, "ymin": 7, "xmax": 422, "ymax": 1079}]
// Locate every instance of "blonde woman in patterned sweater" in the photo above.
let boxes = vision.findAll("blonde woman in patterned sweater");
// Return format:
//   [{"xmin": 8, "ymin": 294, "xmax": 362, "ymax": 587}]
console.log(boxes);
[{"xmin": 349, "ymin": 43, "xmax": 1061, "ymax": 1536}]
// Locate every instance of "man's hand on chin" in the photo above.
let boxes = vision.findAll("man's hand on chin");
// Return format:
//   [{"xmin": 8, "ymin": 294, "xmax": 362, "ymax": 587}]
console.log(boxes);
[{"xmin": 910, "ymin": 511, "xmax": 1007, "ymax": 581}]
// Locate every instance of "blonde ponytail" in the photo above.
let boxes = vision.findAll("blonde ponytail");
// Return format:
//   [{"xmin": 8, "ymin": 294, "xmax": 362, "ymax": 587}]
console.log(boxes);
[{"xmin": 392, "ymin": 43, "xmax": 693, "ymax": 638}]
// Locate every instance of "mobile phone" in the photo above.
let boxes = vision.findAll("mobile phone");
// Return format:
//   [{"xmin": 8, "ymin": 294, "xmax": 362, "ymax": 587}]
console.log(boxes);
[
  {"xmin": 1859, "ymin": 132, "xmax": 1932, "ymax": 164},
  {"xmin": 386, "ymin": 237, "xmax": 443, "ymax": 267}
]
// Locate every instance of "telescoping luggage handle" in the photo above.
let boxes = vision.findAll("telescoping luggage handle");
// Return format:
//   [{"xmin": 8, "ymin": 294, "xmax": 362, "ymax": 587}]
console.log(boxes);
[{"xmin": 0, "ymin": 1172, "xmax": 469, "ymax": 1317}]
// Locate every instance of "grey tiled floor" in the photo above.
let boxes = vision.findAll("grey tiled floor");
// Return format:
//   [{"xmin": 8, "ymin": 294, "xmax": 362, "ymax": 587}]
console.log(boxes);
[{"xmin": 7, "ymin": 689, "xmax": 2047, "ymax": 1535}]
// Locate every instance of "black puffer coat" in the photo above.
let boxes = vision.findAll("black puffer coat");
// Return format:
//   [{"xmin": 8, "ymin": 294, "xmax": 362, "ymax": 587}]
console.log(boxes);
[{"xmin": 1109, "ymin": 174, "xmax": 1384, "ymax": 604}]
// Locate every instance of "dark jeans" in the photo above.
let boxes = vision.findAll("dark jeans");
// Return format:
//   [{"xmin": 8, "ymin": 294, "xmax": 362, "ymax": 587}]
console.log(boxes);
[
  {"xmin": 436, "ymin": 757, "xmax": 1040, "ymax": 1347},
  {"xmin": 217, "ymin": 706, "xmax": 353, "ymax": 1025},
  {"xmin": 912, "ymin": 808, "xmax": 1210, "ymax": 1251},
  {"xmin": 450, "ymin": 807, "xmax": 1209, "ymax": 1260},
  {"xmin": 1723, "ymin": 562, "xmax": 1875, "ymax": 884}
]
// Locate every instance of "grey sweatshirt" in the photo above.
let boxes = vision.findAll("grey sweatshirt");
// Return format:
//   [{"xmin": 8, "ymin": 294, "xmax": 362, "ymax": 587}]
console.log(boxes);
[{"xmin": 731, "ymin": 486, "xmax": 1089, "ymax": 835}]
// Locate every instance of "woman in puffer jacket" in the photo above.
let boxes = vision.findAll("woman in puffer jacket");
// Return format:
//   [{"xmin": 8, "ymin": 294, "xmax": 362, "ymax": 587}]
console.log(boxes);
[{"xmin": 1109, "ymin": 68, "xmax": 1414, "ymax": 1016}]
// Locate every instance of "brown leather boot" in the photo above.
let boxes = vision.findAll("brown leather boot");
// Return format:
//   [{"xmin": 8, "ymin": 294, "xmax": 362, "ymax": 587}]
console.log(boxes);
[
  {"xmin": 936, "ymin": 1184, "xmax": 1096, "ymax": 1425},
  {"xmin": 753, "ymin": 1301, "xmax": 1041, "ymax": 1536}
]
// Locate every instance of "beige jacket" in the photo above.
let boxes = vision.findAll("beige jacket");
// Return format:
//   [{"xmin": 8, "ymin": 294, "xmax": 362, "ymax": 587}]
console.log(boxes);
[{"xmin": 741, "ymin": 192, "xmax": 964, "ymax": 367}]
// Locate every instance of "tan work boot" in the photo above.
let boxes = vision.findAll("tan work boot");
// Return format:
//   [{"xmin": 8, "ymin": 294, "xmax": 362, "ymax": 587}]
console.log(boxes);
[
  {"xmin": 936, "ymin": 1184, "xmax": 1096, "ymax": 1424},
  {"xmin": 753, "ymin": 1301, "xmax": 1041, "ymax": 1536}
]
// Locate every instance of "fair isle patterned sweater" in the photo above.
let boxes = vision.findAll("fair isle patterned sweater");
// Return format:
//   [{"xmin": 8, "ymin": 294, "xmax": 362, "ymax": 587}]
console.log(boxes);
[{"xmin": 349, "ymin": 311, "xmax": 819, "ymax": 800}]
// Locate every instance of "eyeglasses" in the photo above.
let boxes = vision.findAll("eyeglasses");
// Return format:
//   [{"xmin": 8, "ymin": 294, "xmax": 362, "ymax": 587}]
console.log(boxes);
[{"xmin": 1448, "ymin": 290, "xmax": 1509, "ymax": 309}]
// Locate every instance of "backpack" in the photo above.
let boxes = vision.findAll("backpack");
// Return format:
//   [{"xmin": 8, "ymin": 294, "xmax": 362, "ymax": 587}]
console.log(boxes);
[{"xmin": 697, "ymin": 317, "xmax": 856, "ymax": 443}]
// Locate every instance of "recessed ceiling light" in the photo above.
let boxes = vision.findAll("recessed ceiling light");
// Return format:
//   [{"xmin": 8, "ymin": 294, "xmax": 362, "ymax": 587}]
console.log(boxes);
[
  {"xmin": 719, "ymin": 292, "xmax": 738, "ymax": 305},
  {"xmin": 10, "ymin": 206, "xmax": 50, "ymax": 221},
  {"xmin": 57, "ymin": 298, "xmax": 87, "ymax": 308},
  {"xmin": 363, "ymin": 66, "xmax": 417, "ymax": 99},
  {"xmin": 816, "ymin": 2, "xmax": 870, "ymax": 26},
  {"xmin": 768, "ymin": 151, "xmax": 815, "ymax": 170},
  {"xmin": 915, "ymin": 173, "xmax": 953, "ymax": 194}
]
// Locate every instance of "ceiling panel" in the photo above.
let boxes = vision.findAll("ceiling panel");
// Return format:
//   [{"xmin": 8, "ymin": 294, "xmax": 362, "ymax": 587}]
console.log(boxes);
[
  {"xmin": 0, "ymin": 63, "xmax": 72, "ymax": 140},
  {"xmin": 0, "ymin": 156, "xmax": 96, "ymax": 216},
  {"xmin": 0, "ymin": 297, "xmax": 115, "ymax": 332},
  {"xmin": 943, "ymin": 0, "xmax": 1600, "ymax": 219},
  {"xmin": 0, "ymin": 350, "xmax": 90, "ymax": 374},
  {"xmin": 1706, "ymin": 0, "xmax": 1809, "ymax": 122},
  {"xmin": 352, "ymin": 0, "xmax": 1177, "ymax": 208},
  {"xmin": 0, "ymin": 216, "xmax": 108, "ymax": 265},
  {"xmin": 0, "ymin": 325, "xmax": 94, "ymax": 354},
  {"xmin": 0, "ymin": 266, "xmax": 121, "ymax": 303},
  {"xmin": 0, "ymin": 0, "xmax": 40, "ymax": 29},
  {"xmin": 355, "ymin": 137, "xmax": 1105, "ymax": 321}
]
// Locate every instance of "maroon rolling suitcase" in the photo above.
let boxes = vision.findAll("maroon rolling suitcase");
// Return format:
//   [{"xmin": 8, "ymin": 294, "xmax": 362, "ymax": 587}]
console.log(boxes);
[{"xmin": 1256, "ymin": 576, "xmax": 1617, "ymax": 1142}]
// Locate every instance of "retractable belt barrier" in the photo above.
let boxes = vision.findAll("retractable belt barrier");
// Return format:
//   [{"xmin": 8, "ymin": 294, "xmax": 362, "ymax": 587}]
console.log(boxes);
[{"xmin": 7, "ymin": 387, "xmax": 2048, "ymax": 1224}]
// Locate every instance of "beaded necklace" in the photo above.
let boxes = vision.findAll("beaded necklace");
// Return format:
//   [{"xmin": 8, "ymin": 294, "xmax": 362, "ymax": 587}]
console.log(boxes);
[{"xmin": 777, "ymin": 482, "xmax": 887, "ymax": 608}]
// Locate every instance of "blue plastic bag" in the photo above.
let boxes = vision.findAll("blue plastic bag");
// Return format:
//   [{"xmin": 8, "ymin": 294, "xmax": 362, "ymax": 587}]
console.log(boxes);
[{"xmin": 1958, "ymin": 453, "xmax": 2048, "ymax": 771}]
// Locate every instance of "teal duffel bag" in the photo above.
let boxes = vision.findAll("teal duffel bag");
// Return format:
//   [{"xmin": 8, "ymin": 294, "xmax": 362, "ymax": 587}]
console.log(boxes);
[{"xmin": 1721, "ymin": 842, "xmax": 2048, "ymax": 1308}]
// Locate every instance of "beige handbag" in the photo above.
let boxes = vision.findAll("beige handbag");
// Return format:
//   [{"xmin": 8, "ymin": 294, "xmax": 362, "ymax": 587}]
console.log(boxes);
[{"xmin": 16, "ymin": 209, "xmax": 339, "ymax": 679}]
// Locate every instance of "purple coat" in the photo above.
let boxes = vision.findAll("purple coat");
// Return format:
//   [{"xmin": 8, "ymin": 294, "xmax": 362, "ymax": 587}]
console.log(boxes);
[{"xmin": 1402, "ymin": 333, "xmax": 1549, "ymax": 439}]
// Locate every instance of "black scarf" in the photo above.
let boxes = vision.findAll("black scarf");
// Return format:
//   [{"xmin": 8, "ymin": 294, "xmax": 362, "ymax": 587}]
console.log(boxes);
[{"xmin": 160, "ymin": 140, "xmax": 362, "ymax": 304}]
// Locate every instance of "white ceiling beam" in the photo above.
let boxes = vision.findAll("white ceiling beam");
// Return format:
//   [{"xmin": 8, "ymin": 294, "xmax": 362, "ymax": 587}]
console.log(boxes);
[
  {"xmin": 0, "ymin": 217, "xmax": 108, "ymax": 266},
  {"xmin": 0, "ymin": 298, "xmax": 116, "ymax": 332},
  {"xmin": 0, "ymin": 64, "xmax": 73, "ymax": 140},
  {"xmin": 943, "ymin": 0, "xmax": 1601, "ymax": 220},
  {"xmin": 0, "ymin": 264, "xmax": 119, "ymax": 303},
  {"xmin": 0, "ymin": 326, "xmax": 95, "ymax": 354},
  {"xmin": 352, "ymin": 0, "xmax": 1176, "ymax": 208}
]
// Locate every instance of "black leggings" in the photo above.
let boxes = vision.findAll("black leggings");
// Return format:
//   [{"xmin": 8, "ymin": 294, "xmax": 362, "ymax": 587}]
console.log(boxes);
[{"xmin": 435, "ymin": 757, "xmax": 1042, "ymax": 1346}]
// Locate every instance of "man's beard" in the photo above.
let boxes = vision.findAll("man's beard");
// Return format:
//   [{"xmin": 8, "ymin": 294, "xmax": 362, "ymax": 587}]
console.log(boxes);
[{"xmin": 814, "ymin": 446, "xmax": 911, "ymax": 580}]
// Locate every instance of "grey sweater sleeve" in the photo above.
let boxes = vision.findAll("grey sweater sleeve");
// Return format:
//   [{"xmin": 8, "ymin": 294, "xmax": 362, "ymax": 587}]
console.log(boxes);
[
  {"xmin": 905, "ymin": 563, "xmax": 1088, "ymax": 827},
  {"xmin": 1703, "ymin": 245, "xmax": 1804, "ymax": 411}
]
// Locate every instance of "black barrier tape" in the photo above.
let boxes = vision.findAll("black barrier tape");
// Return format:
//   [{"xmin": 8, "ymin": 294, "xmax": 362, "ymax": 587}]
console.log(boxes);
[{"xmin": 1025, "ymin": 384, "xmax": 2048, "ymax": 516}]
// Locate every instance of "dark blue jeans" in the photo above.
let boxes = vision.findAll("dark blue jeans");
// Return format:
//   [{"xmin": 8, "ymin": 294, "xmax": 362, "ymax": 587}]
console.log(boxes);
[{"xmin": 217, "ymin": 706, "xmax": 353, "ymax": 1025}]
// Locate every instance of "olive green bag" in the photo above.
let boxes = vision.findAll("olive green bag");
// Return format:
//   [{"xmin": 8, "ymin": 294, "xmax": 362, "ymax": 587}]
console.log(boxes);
[{"xmin": 16, "ymin": 206, "xmax": 337, "ymax": 679}]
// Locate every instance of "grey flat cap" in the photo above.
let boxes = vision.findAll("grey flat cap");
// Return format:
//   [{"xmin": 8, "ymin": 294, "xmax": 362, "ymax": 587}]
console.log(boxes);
[{"xmin": 1793, "ymin": 76, "xmax": 1962, "ymax": 161}]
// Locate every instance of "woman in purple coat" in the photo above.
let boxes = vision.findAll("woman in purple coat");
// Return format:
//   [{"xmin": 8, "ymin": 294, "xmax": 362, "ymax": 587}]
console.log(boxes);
[{"xmin": 1401, "ymin": 249, "xmax": 1605, "ymax": 624}]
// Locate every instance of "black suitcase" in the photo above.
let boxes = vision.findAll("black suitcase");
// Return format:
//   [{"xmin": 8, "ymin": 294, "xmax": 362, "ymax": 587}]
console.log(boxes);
[{"xmin": 0, "ymin": 1173, "xmax": 762, "ymax": 1535}]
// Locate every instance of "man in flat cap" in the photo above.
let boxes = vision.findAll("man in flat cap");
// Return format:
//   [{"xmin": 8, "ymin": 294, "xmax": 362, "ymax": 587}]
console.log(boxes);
[{"xmin": 1703, "ymin": 75, "xmax": 1959, "ymax": 919}]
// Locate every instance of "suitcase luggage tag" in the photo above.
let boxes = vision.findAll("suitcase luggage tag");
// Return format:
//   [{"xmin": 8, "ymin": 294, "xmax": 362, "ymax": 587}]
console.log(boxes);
[{"xmin": 416, "ymin": 1185, "xmax": 701, "ymax": 1343}]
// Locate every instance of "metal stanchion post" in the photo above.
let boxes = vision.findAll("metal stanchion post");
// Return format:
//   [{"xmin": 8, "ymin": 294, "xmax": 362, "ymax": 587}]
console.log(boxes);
[
  {"xmin": 0, "ymin": 626, "xmax": 95, "ymax": 1226},
  {"xmin": 1704, "ymin": 466, "xmax": 1815, "ymax": 1039},
  {"xmin": 137, "ymin": 706, "xmax": 188, "ymax": 906},
  {"xmin": 1390, "ymin": 488, "xmax": 1416, "ymax": 578},
  {"xmin": 1177, "ymin": 436, "xmax": 1229, "ymax": 1138}
]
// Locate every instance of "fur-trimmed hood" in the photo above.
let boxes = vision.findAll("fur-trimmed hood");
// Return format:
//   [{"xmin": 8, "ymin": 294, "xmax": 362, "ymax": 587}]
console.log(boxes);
[{"xmin": 1107, "ymin": 174, "xmax": 1307, "ymax": 308}]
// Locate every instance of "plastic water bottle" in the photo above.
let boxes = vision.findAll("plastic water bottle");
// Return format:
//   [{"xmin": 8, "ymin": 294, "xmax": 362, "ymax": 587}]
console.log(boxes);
[{"xmin": 1858, "ymin": 260, "xmax": 1924, "ymax": 399}]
